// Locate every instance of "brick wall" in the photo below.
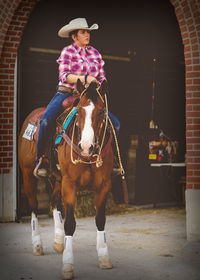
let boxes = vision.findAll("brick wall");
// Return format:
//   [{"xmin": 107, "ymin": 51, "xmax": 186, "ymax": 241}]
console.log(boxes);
[
  {"xmin": 0, "ymin": 0, "xmax": 37, "ymax": 175},
  {"xmin": 170, "ymin": 0, "xmax": 200, "ymax": 189},
  {"xmin": 0, "ymin": 0, "xmax": 20, "ymax": 57}
]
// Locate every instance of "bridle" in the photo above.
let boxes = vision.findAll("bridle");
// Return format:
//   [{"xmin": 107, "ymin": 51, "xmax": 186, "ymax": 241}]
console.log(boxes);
[
  {"xmin": 69, "ymin": 86, "xmax": 125, "ymax": 178},
  {"xmin": 70, "ymin": 86, "xmax": 109, "ymax": 168},
  {"xmin": 59, "ymin": 84, "xmax": 128, "ymax": 203}
]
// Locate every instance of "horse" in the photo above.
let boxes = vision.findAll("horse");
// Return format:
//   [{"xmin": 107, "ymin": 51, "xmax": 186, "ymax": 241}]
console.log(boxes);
[{"xmin": 18, "ymin": 80, "xmax": 118, "ymax": 279}]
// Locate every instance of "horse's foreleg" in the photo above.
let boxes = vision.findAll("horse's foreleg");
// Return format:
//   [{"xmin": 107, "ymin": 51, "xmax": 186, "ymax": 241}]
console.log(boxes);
[
  {"xmin": 22, "ymin": 169, "xmax": 43, "ymax": 255},
  {"xmin": 95, "ymin": 180, "xmax": 112, "ymax": 269},
  {"xmin": 61, "ymin": 175, "xmax": 77, "ymax": 280},
  {"xmin": 53, "ymin": 208, "xmax": 64, "ymax": 253},
  {"xmin": 31, "ymin": 212, "xmax": 44, "ymax": 255},
  {"xmin": 50, "ymin": 180, "xmax": 65, "ymax": 253}
]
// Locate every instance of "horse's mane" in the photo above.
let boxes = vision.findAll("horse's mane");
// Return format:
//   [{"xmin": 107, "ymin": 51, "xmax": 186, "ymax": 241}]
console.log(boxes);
[{"xmin": 86, "ymin": 82, "xmax": 99, "ymax": 103}]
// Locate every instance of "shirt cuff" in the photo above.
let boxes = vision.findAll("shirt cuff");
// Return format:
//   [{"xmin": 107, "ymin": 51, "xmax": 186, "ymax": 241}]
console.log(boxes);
[{"xmin": 63, "ymin": 73, "xmax": 71, "ymax": 83}]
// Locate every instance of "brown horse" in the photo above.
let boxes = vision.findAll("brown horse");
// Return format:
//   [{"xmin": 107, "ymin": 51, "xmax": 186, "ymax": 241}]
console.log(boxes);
[{"xmin": 18, "ymin": 80, "xmax": 115, "ymax": 279}]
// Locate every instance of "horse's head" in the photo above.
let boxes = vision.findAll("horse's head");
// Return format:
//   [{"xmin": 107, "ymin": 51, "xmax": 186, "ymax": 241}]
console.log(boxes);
[{"xmin": 76, "ymin": 79, "xmax": 108, "ymax": 157}]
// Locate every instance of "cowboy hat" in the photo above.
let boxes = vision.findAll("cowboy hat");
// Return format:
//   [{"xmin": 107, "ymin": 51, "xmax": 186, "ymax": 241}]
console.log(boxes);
[{"xmin": 58, "ymin": 18, "xmax": 98, "ymax": 38}]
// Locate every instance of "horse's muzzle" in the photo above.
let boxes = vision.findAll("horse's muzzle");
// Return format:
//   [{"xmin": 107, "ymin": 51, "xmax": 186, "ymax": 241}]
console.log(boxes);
[{"xmin": 78, "ymin": 142, "xmax": 94, "ymax": 157}]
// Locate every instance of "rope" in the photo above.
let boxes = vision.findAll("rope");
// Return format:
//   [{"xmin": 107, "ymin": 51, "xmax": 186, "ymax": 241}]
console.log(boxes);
[
  {"xmin": 95, "ymin": 90, "xmax": 108, "ymax": 167},
  {"xmin": 108, "ymin": 116, "xmax": 125, "ymax": 177},
  {"xmin": 70, "ymin": 89, "xmax": 108, "ymax": 167},
  {"xmin": 70, "ymin": 86, "xmax": 125, "ymax": 178}
]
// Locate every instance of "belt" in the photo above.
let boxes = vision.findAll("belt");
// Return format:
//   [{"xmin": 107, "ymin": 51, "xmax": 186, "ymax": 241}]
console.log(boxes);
[{"xmin": 57, "ymin": 86, "xmax": 78, "ymax": 95}]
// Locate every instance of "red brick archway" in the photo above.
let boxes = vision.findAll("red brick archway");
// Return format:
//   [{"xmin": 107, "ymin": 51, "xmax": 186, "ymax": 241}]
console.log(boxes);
[
  {"xmin": 0, "ymin": 0, "xmax": 37, "ymax": 174},
  {"xmin": 0, "ymin": 0, "xmax": 199, "ymax": 225},
  {"xmin": 170, "ymin": 0, "xmax": 200, "ymax": 190}
]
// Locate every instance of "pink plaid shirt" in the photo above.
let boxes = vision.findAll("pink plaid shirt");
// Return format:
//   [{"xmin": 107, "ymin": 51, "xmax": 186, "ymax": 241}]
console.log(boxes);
[{"xmin": 56, "ymin": 43, "xmax": 106, "ymax": 88}]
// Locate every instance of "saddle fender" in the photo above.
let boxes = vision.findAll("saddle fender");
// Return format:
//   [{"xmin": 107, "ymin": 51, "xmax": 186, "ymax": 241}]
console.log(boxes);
[{"xmin": 62, "ymin": 94, "xmax": 80, "ymax": 109}]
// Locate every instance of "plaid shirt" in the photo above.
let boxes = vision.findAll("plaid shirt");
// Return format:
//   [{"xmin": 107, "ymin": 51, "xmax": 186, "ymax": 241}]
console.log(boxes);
[{"xmin": 56, "ymin": 43, "xmax": 106, "ymax": 88}]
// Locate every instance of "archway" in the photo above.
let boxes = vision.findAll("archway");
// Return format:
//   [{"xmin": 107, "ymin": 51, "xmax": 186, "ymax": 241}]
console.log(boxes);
[
  {"xmin": 0, "ymin": 0, "xmax": 199, "ymax": 242},
  {"xmin": 17, "ymin": 0, "xmax": 185, "ymax": 211}
]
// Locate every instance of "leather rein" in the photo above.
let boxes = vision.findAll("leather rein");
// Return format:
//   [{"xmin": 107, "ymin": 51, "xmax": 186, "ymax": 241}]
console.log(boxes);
[
  {"xmin": 60, "ymin": 86, "xmax": 128, "ymax": 203},
  {"xmin": 63, "ymin": 87, "xmax": 111, "ymax": 168}
]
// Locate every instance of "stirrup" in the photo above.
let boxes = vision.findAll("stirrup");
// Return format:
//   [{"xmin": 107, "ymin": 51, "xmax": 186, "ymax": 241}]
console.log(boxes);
[
  {"xmin": 33, "ymin": 157, "xmax": 48, "ymax": 178},
  {"xmin": 112, "ymin": 167, "xmax": 121, "ymax": 176}
]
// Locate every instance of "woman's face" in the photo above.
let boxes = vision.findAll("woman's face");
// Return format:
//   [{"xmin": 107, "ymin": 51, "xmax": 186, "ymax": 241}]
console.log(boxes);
[{"xmin": 72, "ymin": 29, "xmax": 90, "ymax": 48}]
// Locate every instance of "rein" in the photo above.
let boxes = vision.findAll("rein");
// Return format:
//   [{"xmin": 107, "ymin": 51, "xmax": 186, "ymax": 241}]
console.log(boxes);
[
  {"xmin": 61, "ymin": 85, "xmax": 128, "ymax": 203},
  {"xmin": 62, "ymin": 129, "xmax": 113, "ymax": 161},
  {"xmin": 70, "ymin": 88, "xmax": 109, "ymax": 168},
  {"xmin": 69, "ymin": 87, "xmax": 125, "ymax": 177}
]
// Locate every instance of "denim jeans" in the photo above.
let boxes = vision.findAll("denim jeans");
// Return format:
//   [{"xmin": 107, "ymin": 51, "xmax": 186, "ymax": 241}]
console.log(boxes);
[
  {"xmin": 36, "ymin": 90, "xmax": 120, "ymax": 162},
  {"xmin": 108, "ymin": 111, "xmax": 120, "ymax": 136},
  {"xmin": 36, "ymin": 91, "xmax": 70, "ymax": 161}
]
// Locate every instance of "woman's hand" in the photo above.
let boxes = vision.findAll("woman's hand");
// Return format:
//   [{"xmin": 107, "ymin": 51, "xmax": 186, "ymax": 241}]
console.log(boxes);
[
  {"xmin": 66, "ymin": 74, "xmax": 100, "ymax": 86},
  {"xmin": 86, "ymin": 75, "xmax": 100, "ymax": 86}
]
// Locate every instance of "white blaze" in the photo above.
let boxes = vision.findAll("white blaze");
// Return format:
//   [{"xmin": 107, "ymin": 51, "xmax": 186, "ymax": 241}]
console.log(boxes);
[{"xmin": 80, "ymin": 101, "xmax": 95, "ymax": 155}]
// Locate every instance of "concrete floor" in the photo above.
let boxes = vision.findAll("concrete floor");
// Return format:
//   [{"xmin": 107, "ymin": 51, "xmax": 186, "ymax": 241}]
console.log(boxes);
[{"xmin": 0, "ymin": 207, "xmax": 200, "ymax": 280}]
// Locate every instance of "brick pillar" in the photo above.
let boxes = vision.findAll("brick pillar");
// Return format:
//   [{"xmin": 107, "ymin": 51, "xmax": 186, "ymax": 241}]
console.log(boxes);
[
  {"xmin": 170, "ymin": 0, "xmax": 200, "ymax": 241},
  {"xmin": 0, "ymin": 0, "xmax": 37, "ymax": 221}
]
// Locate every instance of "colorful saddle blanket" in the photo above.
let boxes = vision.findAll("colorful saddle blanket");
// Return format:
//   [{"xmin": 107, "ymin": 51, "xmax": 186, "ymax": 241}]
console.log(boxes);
[
  {"xmin": 22, "ymin": 95, "xmax": 79, "ymax": 143},
  {"xmin": 55, "ymin": 107, "xmax": 77, "ymax": 144},
  {"xmin": 22, "ymin": 107, "xmax": 77, "ymax": 144}
]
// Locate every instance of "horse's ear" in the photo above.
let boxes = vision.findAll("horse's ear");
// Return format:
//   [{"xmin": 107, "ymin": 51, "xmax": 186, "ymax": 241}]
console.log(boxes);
[
  {"xmin": 77, "ymin": 78, "xmax": 85, "ymax": 93},
  {"xmin": 99, "ymin": 79, "xmax": 108, "ymax": 95}
]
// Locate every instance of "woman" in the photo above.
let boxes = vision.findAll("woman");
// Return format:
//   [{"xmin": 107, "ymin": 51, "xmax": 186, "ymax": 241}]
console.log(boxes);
[{"xmin": 34, "ymin": 18, "xmax": 120, "ymax": 177}]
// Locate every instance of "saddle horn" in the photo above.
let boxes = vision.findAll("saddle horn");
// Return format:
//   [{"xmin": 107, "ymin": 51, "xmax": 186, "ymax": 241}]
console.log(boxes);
[{"xmin": 77, "ymin": 78, "xmax": 85, "ymax": 93}]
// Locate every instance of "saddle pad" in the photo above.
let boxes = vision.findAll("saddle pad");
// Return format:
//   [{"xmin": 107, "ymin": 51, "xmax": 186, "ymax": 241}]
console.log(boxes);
[{"xmin": 55, "ymin": 106, "xmax": 77, "ymax": 145}]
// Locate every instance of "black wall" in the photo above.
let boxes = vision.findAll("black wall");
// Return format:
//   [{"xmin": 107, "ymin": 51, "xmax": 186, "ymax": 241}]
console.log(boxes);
[{"xmin": 18, "ymin": 0, "xmax": 185, "ymax": 205}]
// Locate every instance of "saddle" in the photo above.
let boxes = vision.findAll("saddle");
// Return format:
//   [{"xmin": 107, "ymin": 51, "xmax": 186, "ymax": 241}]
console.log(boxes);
[
  {"xmin": 23, "ymin": 95, "xmax": 80, "ymax": 143},
  {"xmin": 26, "ymin": 94, "xmax": 128, "ymax": 203}
]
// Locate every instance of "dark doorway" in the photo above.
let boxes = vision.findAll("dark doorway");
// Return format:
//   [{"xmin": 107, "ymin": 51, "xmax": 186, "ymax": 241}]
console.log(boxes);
[{"xmin": 17, "ymin": 0, "xmax": 185, "ymax": 215}]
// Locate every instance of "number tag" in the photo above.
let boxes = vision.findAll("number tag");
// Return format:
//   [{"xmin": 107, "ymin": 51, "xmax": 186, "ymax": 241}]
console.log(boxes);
[{"xmin": 23, "ymin": 123, "xmax": 37, "ymax": 141}]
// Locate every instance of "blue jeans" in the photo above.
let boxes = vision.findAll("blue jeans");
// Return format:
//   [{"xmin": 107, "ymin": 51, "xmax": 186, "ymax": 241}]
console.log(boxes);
[
  {"xmin": 36, "ymin": 91, "xmax": 70, "ymax": 161},
  {"xmin": 36, "ymin": 90, "xmax": 120, "ymax": 162},
  {"xmin": 108, "ymin": 112, "xmax": 120, "ymax": 137}
]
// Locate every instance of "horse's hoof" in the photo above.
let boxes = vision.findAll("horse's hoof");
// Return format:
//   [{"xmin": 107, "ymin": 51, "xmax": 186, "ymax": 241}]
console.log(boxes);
[
  {"xmin": 62, "ymin": 263, "xmax": 74, "ymax": 280},
  {"xmin": 98, "ymin": 255, "xmax": 113, "ymax": 269},
  {"xmin": 33, "ymin": 244, "xmax": 44, "ymax": 256},
  {"xmin": 53, "ymin": 241, "xmax": 64, "ymax": 253}
]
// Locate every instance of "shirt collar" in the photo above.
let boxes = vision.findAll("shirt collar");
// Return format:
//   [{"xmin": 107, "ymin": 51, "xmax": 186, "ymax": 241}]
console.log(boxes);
[{"xmin": 73, "ymin": 43, "xmax": 89, "ymax": 54}]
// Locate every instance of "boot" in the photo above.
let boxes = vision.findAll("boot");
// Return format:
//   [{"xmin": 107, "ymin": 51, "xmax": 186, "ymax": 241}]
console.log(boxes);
[
  {"xmin": 33, "ymin": 156, "xmax": 48, "ymax": 178},
  {"xmin": 112, "ymin": 156, "xmax": 121, "ymax": 176}
]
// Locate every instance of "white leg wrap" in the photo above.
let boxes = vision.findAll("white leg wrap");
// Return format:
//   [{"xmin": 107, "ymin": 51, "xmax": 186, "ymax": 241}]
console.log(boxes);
[
  {"xmin": 55, "ymin": 228, "xmax": 65, "ymax": 244},
  {"xmin": 32, "ymin": 234, "xmax": 42, "ymax": 247},
  {"xmin": 53, "ymin": 209, "xmax": 64, "ymax": 244},
  {"xmin": 63, "ymin": 236, "xmax": 74, "ymax": 265},
  {"xmin": 96, "ymin": 230, "xmax": 112, "ymax": 269},
  {"xmin": 96, "ymin": 230, "xmax": 109, "ymax": 257},
  {"xmin": 31, "ymin": 214, "xmax": 39, "ymax": 236},
  {"xmin": 31, "ymin": 214, "xmax": 42, "ymax": 246},
  {"xmin": 31, "ymin": 213, "xmax": 43, "ymax": 255}
]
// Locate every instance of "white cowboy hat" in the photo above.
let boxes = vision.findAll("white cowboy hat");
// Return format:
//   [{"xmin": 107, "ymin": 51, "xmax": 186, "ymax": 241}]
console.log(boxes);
[{"xmin": 58, "ymin": 18, "xmax": 99, "ymax": 38}]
